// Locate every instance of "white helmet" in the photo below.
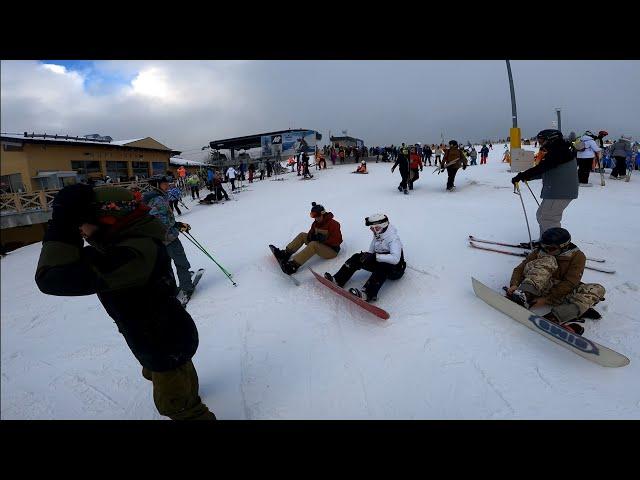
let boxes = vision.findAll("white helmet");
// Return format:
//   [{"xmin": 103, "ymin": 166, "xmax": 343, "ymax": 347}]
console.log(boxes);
[{"xmin": 365, "ymin": 213, "xmax": 389, "ymax": 231}]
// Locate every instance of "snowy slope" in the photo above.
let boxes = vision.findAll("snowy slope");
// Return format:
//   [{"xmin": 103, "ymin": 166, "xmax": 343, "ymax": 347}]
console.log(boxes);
[{"xmin": 2, "ymin": 146, "xmax": 639, "ymax": 419}]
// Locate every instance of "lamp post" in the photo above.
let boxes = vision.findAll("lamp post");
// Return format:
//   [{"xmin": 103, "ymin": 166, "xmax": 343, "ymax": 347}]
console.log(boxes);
[{"xmin": 506, "ymin": 60, "xmax": 521, "ymax": 149}]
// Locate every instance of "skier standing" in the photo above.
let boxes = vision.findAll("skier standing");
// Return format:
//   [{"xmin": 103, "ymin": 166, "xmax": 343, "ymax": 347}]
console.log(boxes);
[
  {"xmin": 324, "ymin": 214, "xmax": 405, "ymax": 302},
  {"xmin": 168, "ymin": 183, "xmax": 182, "ymax": 215},
  {"xmin": 424, "ymin": 145, "xmax": 433, "ymax": 166},
  {"xmin": 441, "ymin": 140, "xmax": 468, "ymax": 191},
  {"xmin": 226, "ymin": 165, "xmax": 237, "ymax": 191},
  {"xmin": 468, "ymin": 146, "xmax": 478, "ymax": 166},
  {"xmin": 270, "ymin": 202, "xmax": 342, "ymax": 275},
  {"xmin": 434, "ymin": 145, "xmax": 443, "ymax": 167},
  {"xmin": 480, "ymin": 144, "xmax": 489, "ymax": 164},
  {"xmin": 510, "ymin": 129, "xmax": 577, "ymax": 243},
  {"xmin": 187, "ymin": 174, "xmax": 200, "ymax": 200},
  {"xmin": 35, "ymin": 184, "xmax": 216, "ymax": 420},
  {"xmin": 391, "ymin": 143, "xmax": 411, "ymax": 194},
  {"xmin": 143, "ymin": 176, "xmax": 195, "ymax": 302},
  {"xmin": 505, "ymin": 227, "xmax": 605, "ymax": 336}
]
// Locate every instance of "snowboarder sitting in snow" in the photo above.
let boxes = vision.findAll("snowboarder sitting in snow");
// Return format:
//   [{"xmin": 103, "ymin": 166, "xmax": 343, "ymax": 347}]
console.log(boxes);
[
  {"xmin": 35, "ymin": 184, "xmax": 216, "ymax": 420},
  {"xmin": 270, "ymin": 202, "xmax": 343, "ymax": 275},
  {"xmin": 505, "ymin": 227, "xmax": 605, "ymax": 336},
  {"xmin": 324, "ymin": 214, "xmax": 405, "ymax": 302},
  {"xmin": 353, "ymin": 160, "xmax": 368, "ymax": 174}
]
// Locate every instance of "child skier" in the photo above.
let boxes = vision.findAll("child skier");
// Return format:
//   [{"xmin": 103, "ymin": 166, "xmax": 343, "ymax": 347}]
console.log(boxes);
[
  {"xmin": 505, "ymin": 227, "xmax": 605, "ymax": 335},
  {"xmin": 324, "ymin": 214, "xmax": 405, "ymax": 302}
]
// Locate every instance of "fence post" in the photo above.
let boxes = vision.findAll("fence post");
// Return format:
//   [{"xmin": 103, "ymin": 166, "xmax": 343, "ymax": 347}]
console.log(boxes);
[
  {"xmin": 39, "ymin": 191, "xmax": 48, "ymax": 211},
  {"xmin": 14, "ymin": 193, "xmax": 23, "ymax": 213}
]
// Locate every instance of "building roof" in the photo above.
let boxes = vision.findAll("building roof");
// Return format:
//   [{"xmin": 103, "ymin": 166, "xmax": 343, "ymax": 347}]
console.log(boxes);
[
  {"xmin": 330, "ymin": 135, "xmax": 363, "ymax": 143},
  {"xmin": 170, "ymin": 157, "xmax": 208, "ymax": 167},
  {"xmin": 0, "ymin": 133, "xmax": 180, "ymax": 155},
  {"xmin": 209, "ymin": 128, "xmax": 322, "ymax": 151}
]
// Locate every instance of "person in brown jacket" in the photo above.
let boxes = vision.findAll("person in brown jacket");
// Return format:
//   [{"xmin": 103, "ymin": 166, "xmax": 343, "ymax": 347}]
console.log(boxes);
[
  {"xmin": 270, "ymin": 202, "xmax": 343, "ymax": 275},
  {"xmin": 440, "ymin": 140, "xmax": 468, "ymax": 191},
  {"xmin": 505, "ymin": 227, "xmax": 605, "ymax": 335}
]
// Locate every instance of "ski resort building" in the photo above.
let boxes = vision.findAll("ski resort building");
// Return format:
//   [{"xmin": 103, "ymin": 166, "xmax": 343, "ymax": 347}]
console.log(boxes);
[{"xmin": 329, "ymin": 135, "xmax": 364, "ymax": 149}]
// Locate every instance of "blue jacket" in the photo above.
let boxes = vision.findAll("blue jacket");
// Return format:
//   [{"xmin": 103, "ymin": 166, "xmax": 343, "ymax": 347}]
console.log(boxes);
[
  {"xmin": 142, "ymin": 190, "xmax": 179, "ymax": 244},
  {"xmin": 168, "ymin": 187, "xmax": 182, "ymax": 201}
]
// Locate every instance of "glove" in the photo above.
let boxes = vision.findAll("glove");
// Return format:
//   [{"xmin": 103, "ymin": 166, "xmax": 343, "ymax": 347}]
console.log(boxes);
[
  {"xmin": 359, "ymin": 251, "xmax": 375, "ymax": 264},
  {"xmin": 176, "ymin": 222, "xmax": 191, "ymax": 232},
  {"xmin": 511, "ymin": 173, "xmax": 524, "ymax": 185},
  {"xmin": 462, "ymin": 165, "xmax": 467, "ymax": 170}
]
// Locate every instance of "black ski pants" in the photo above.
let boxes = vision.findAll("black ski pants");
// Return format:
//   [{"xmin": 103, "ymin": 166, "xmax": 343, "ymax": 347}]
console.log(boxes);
[
  {"xmin": 191, "ymin": 186, "xmax": 200, "ymax": 200},
  {"xmin": 333, "ymin": 252, "xmax": 405, "ymax": 298},
  {"xmin": 214, "ymin": 185, "xmax": 229, "ymax": 200},
  {"xmin": 611, "ymin": 156, "xmax": 627, "ymax": 178},
  {"xmin": 169, "ymin": 199, "xmax": 182, "ymax": 215},
  {"xmin": 409, "ymin": 168, "xmax": 420, "ymax": 189},
  {"xmin": 446, "ymin": 166, "xmax": 458, "ymax": 190},
  {"xmin": 577, "ymin": 157, "xmax": 593, "ymax": 184}
]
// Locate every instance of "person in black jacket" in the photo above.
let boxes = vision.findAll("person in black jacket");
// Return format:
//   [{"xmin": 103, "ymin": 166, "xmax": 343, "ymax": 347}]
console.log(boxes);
[
  {"xmin": 35, "ymin": 184, "xmax": 216, "ymax": 420},
  {"xmin": 511, "ymin": 129, "xmax": 578, "ymax": 243},
  {"xmin": 391, "ymin": 143, "xmax": 410, "ymax": 194}
]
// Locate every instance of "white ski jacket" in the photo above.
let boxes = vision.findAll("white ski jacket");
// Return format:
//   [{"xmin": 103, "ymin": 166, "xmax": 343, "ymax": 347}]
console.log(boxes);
[
  {"xmin": 226, "ymin": 167, "xmax": 237, "ymax": 179},
  {"xmin": 576, "ymin": 135, "xmax": 601, "ymax": 159},
  {"xmin": 368, "ymin": 224, "xmax": 403, "ymax": 265}
]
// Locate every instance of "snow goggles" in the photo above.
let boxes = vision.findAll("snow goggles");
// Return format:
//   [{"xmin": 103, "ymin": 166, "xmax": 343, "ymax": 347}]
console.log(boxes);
[
  {"xmin": 310, "ymin": 211, "xmax": 322, "ymax": 218},
  {"xmin": 369, "ymin": 225, "xmax": 385, "ymax": 233}
]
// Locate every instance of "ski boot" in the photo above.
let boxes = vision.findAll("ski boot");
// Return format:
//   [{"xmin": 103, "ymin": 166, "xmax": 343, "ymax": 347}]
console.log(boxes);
[
  {"xmin": 348, "ymin": 287, "xmax": 377, "ymax": 302},
  {"xmin": 398, "ymin": 185, "xmax": 403, "ymax": 192},
  {"xmin": 403, "ymin": 188, "xmax": 409, "ymax": 195}
]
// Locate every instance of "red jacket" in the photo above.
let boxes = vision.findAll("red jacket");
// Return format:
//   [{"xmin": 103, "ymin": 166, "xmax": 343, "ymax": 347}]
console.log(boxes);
[
  {"xmin": 410, "ymin": 153, "xmax": 422, "ymax": 169},
  {"xmin": 307, "ymin": 212, "xmax": 342, "ymax": 248}
]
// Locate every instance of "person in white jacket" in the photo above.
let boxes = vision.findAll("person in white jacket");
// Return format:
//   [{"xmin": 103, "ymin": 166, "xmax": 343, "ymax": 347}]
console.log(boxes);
[
  {"xmin": 226, "ymin": 166, "xmax": 237, "ymax": 191},
  {"xmin": 575, "ymin": 132, "xmax": 602, "ymax": 185},
  {"xmin": 324, "ymin": 213, "xmax": 406, "ymax": 302}
]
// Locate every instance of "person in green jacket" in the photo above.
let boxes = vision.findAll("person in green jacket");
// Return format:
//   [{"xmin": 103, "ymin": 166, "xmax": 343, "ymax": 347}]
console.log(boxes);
[{"xmin": 35, "ymin": 184, "xmax": 216, "ymax": 420}]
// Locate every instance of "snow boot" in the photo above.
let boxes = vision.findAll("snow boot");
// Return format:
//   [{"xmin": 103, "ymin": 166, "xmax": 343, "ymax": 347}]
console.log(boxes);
[
  {"xmin": 348, "ymin": 287, "xmax": 377, "ymax": 302},
  {"xmin": 505, "ymin": 289, "xmax": 533, "ymax": 309},
  {"xmin": 579, "ymin": 307, "xmax": 602, "ymax": 320},
  {"xmin": 269, "ymin": 245, "xmax": 291, "ymax": 262},
  {"xmin": 323, "ymin": 272, "xmax": 339, "ymax": 286},
  {"xmin": 403, "ymin": 188, "xmax": 409, "ymax": 195},
  {"xmin": 542, "ymin": 312, "xmax": 584, "ymax": 336},
  {"xmin": 281, "ymin": 260, "xmax": 300, "ymax": 275}
]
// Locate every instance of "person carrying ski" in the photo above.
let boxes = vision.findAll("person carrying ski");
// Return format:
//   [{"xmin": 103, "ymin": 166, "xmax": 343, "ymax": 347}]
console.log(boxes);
[
  {"xmin": 505, "ymin": 227, "xmax": 605, "ymax": 336},
  {"xmin": 391, "ymin": 143, "xmax": 411, "ymax": 194},
  {"xmin": 270, "ymin": 202, "xmax": 342, "ymax": 275},
  {"xmin": 353, "ymin": 160, "xmax": 368, "ymax": 174},
  {"xmin": 441, "ymin": 140, "xmax": 468, "ymax": 191},
  {"xmin": 408, "ymin": 147, "xmax": 423, "ymax": 190},
  {"xmin": 35, "ymin": 184, "xmax": 216, "ymax": 420},
  {"xmin": 143, "ymin": 175, "xmax": 195, "ymax": 302},
  {"xmin": 324, "ymin": 214, "xmax": 405, "ymax": 302},
  {"xmin": 510, "ymin": 129, "xmax": 577, "ymax": 243}
]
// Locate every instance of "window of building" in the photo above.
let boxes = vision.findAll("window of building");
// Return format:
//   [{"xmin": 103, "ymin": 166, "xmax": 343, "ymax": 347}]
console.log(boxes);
[
  {"xmin": 0, "ymin": 173, "xmax": 25, "ymax": 193},
  {"xmin": 60, "ymin": 176, "xmax": 77, "ymax": 188},
  {"xmin": 132, "ymin": 161, "xmax": 149, "ymax": 178},
  {"xmin": 71, "ymin": 160, "xmax": 101, "ymax": 181},
  {"xmin": 151, "ymin": 161, "xmax": 166, "ymax": 175},
  {"xmin": 106, "ymin": 161, "xmax": 128, "ymax": 182},
  {"xmin": 2, "ymin": 142, "xmax": 24, "ymax": 152}
]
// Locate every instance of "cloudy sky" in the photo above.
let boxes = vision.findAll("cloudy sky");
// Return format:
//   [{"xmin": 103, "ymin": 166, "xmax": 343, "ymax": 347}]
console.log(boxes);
[{"xmin": 1, "ymin": 60, "xmax": 638, "ymax": 161}]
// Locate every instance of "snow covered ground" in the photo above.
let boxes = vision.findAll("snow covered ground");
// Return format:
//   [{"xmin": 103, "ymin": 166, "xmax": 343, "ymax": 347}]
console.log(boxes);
[{"xmin": 2, "ymin": 146, "xmax": 639, "ymax": 419}]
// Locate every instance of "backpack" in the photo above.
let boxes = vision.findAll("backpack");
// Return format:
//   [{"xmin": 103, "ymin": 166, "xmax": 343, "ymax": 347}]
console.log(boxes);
[{"xmin": 573, "ymin": 138, "xmax": 587, "ymax": 152}]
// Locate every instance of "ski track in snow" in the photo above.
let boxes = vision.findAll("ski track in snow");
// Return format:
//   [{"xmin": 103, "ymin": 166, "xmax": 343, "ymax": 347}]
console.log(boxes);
[{"xmin": 2, "ymin": 145, "xmax": 640, "ymax": 419}]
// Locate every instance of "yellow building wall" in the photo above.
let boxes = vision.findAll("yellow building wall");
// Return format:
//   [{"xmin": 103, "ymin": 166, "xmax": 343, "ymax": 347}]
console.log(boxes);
[{"xmin": 1, "ymin": 141, "xmax": 171, "ymax": 192}]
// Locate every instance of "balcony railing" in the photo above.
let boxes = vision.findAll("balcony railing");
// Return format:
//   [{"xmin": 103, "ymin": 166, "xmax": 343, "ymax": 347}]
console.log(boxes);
[{"xmin": 1, "ymin": 180, "xmax": 154, "ymax": 216}]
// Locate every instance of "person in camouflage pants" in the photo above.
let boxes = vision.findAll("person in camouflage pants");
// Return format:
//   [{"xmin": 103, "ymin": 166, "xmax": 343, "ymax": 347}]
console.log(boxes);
[{"xmin": 507, "ymin": 228, "xmax": 605, "ymax": 335}]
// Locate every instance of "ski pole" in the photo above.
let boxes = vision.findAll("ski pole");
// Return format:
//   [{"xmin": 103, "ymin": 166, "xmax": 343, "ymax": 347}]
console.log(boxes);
[
  {"xmin": 183, "ymin": 231, "xmax": 234, "ymax": 278},
  {"xmin": 180, "ymin": 231, "xmax": 237, "ymax": 286},
  {"xmin": 524, "ymin": 181, "xmax": 541, "ymax": 207},
  {"xmin": 514, "ymin": 182, "xmax": 534, "ymax": 251}
]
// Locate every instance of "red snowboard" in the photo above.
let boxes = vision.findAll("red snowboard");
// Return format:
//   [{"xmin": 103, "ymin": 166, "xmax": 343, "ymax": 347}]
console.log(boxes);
[{"xmin": 308, "ymin": 267, "xmax": 390, "ymax": 320}]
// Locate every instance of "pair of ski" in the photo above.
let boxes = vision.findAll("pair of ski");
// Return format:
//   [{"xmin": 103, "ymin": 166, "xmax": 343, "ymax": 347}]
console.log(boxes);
[
  {"xmin": 268, "ymin": 245, "xmax": 389, "ymax": 319},
  {"xmin": 468, "ymin": 236, "xmax": 615, "ymax": 274}
]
